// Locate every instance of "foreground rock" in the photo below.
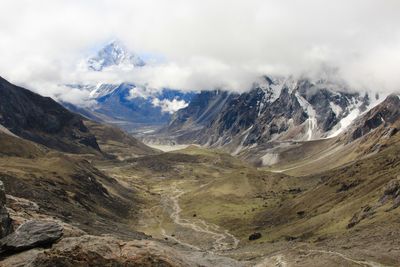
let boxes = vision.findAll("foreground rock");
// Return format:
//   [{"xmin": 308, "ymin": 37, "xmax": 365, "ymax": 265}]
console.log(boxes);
[
  {"xmin": 1, "ymin": 235, "xmax": 246, "ymax": 267},
  {"xmin": 0, "ymin": 181, "xmax": 12, "ymax": 238},
  {"xmin": 0, "ymin": 220, "xmax": 63, "ymax": 254}
]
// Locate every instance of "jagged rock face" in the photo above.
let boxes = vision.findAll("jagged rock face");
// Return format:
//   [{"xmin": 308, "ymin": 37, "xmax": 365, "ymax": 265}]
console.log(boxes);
[
  {"xmin": 166, "ymin": 91, "xmax": 231, "ymax": 132},
  {"xmin": 0, "ymin": 77, "xmax": 100, "ymax": 154},
  {"xmin": 349, "ymin": 94, "xmax": 400, "ymax": 141},
  {"xmin": 0, "ymin": 181, "xmax": 12, "ymax": 238},
  {"xmin": 162, "ymin": 77, "xmax": 373, "ymax": 152},
  {"xmin": 0, "ymin": 220, "xmax": 63, "ymax": 254}
]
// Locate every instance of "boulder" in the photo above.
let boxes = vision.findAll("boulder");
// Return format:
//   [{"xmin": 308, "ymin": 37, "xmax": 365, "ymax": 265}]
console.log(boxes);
[
  {"xmin": 248, "ymin": 232, "xmax": 262, "ymax": 241},
  {"xmin": 0, "ymin": 220, "xmax": 63, "ymax": 254},
  {"xmin": 0, "ymin": 180, "xmax": 12, "ymax": 238},
  {"xmin": 383, "ymin": 179, "xmax": 400, "ymax": 196},
  {"xmin": 347, "ymin": 205, "xmax": 375, "ymax": 229},
  {"xmin": 379, "ymin": 178, "xmax": 400, "ymax": 210}
]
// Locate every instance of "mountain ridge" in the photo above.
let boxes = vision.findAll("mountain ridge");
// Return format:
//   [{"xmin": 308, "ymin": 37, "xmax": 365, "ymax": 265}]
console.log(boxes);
[
  {"xmin": 64, "ymin": 42, "xmax": 195, "ymax": 132},
  {"xmin": 0, "ymin": 76, "xmax": 100, "ymax": 154},
  {"xmin": 150, "ymin": 77, "xmax": 383, "ymax": 150}
]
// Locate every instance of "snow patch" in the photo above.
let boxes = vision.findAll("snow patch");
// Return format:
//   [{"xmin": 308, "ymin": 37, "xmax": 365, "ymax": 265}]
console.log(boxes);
[
  {"xmin": 232, "ymin": 125, "xmax": 254, "ymax": 155},
  {"xmin": 329, "ymin": 102, "xmax": 343, "ymax": 116},
  {"xmin": 284, "ymin": 77, "xmax": 299, "ymax": 94},
  {"xmin": 328, "ymin": 107, "xmax": 361, "ymax": 138},
  {"xmin": 327, "ymin": 92, "xmax": 387, "ymax": 138},
  {"xmin": 0, "ymin": 124, "xmax": 18, "ymax": 138},
  {"xmin": 261, "ymin": 153, "xmax": 279, "ymax": 166},
  {"xmin": 295, "ymin": 92, "xmax": 317, "ymax": 140},
  {"xmin": 89, "ymin": 83, "xmax": 119, "ymax": 99}
]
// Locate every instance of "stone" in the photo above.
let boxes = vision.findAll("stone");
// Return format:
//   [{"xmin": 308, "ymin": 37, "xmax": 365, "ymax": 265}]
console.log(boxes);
[
  {"xmin": 393, "ymin": 195, "xmax": 400, "ymax": 209},
  {"xmin": 383, "ymin": 179, "xmax": 400, "ymax": 196},
  {"xmin": 0, "ymin": 220, "xmax": 63, "ymax": 254},
  {"xmin": 0, "ymin": 180, "xmax": 12, "ymax": 238},
  {"xmin": 248, "ymin": 232, "xmax": 262, "ymax": 241}
]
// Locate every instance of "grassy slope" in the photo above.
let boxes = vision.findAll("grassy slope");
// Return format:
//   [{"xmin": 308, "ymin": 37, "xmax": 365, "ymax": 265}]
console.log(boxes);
[
  {"xmin": 103, "ymin": 146, "xmax": 319, "ymax": 240},
  {"xmin": 0, "ymin": 132, "xmax": 146, "ymax": 239},
  {"xmin": 252, "ymin": 140, "xmax": 400, "ymax": 265},
  {"xmin": 84, "ymin": 120, "xmax": 160, "ymax": 160},
  {"xmin": 102, "ymin": 143, "xmax": 400, "ymax": 265}
]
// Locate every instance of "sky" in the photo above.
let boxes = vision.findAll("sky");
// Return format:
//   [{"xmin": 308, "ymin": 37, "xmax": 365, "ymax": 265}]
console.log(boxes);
[{"xmin": 1, "ymin": 0, "xmax": 400, "ymax": 104}]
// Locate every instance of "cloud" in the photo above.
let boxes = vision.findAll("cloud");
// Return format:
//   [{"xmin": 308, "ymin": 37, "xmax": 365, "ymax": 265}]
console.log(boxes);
[
  {"xmin": 126, "ymin": 84, "xmax": 189, "ymax": 114},
  {"xmin": 1, "ymin": 0, "xmax": 400, "ymax": 104},
  {"xmin": 151, "ymin": 98, "xmax": 189, "ymax": 114}
]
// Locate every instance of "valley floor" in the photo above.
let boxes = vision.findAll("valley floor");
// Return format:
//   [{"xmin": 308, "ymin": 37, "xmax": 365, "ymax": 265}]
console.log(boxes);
[{"xmin": 95, "ymin": 146, "xmax": 400, "ymax": 267}]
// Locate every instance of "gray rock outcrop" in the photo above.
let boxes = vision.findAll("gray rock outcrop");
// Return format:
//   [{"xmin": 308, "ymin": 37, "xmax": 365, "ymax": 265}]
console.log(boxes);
[
  {"xmin": 0, "ymin": 181, "xmax": 12, "ymax": 238},
  {"xmin": 0, "ymin": 220, "xmax": 63, "ymax": 254}
]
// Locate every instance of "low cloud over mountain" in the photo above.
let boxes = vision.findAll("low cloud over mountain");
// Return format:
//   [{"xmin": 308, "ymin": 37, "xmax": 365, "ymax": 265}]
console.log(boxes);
[{"xmin": 1, "ymin": 0, "xmax": 400, "ymax": 102}]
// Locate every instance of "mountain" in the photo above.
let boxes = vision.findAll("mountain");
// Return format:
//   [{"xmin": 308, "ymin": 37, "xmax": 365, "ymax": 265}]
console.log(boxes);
[
  {"xmin": 153, "ymin": 77, "xmax": 384, "ymax": 154},
  {"xmin": 235, "ymin": 93, "xmax": 400, "ymax": 175},
  {"xmin": 0, "ymin": 76, "xmax": 244, "ymax": 266},
  {"xmin": 346, "ymin": 94, "xmax": 400, "ymax": 141},
  {"xmin": 1, "ymin": 75, "xmax": 400, "ymax": 266},
  {"xmin": 0, "ymin": 76, "xmax": 100, "ymax": 154},
  {"xmin": 65, "ymin": 83, "xmax": 195, "ymax": 132},
  {"xmin": 0, "ymin": 76, "xmax": 158, "ymax": 158},
  {"xmin": 64, "ymin": 42, "xmax": 195, "ymax": 132},
  {"xmin": 85, "ymin": 41, "xmax": 145, "ymax": 71},
  {"xmin": 0, "ymin": 76, "xmax": 162, "ymax": 256}
]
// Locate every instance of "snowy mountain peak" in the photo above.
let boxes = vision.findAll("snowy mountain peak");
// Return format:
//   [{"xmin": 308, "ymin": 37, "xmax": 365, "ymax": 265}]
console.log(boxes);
[{"xmin": 86, "ymin": 40, "xmax": 145, "ymax": 71}]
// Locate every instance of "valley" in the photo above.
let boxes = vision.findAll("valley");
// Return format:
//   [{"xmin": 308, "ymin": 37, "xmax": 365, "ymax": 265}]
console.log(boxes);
[
  {"xmin": 2, "ymin": 1, "xmax": 400, "ymax": 266},
  {"xmin": 94, "ymin": 143, "xmax": 400, "ymax": 266},
  {"xmin": 0, "ymin": 76, "xmax": 399, "ymax": 266}
]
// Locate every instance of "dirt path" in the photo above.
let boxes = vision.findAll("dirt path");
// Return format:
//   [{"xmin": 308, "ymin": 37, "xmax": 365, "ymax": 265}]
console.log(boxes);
[
  {"xmin": 160, "ymin": 181, "xmax": 240, "ymax": 251},
  {"xmin": 299, "ymin": 249, "xmax": 391, "ymax": 267},
  {"xmin": 136, "ymin": 179, "xmax": 240, "ymax": 252},
  {"xmin": 254, "ymin": 254, "xmax": 288, "ymax": 267}
]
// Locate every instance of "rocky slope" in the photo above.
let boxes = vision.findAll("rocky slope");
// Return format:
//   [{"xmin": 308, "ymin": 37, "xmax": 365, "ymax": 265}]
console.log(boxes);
[
  {"xmin": 155, "ymin": 77, "xmax": 382, "ymax": 151},
  {"xmin": 0, "ymin": 135, "xmax": 145, "ymax": 239},
  {"xmin": 345, "ymin": 94, "xmax": 400, "ymax": 142},
  {"xmin": 0, "ymin": 76, "xmax": 100, "ymax": 154},
  {"xmin": 84, "ymin": 120, "xmax": 160, "ymax": 160},
  {"xmin": 251, "ymin": 93, "xmax": 400, "ymax": 175},
  {"xmin": 0, "ymin": 76, "xmax": 159, "ymax": 237}
]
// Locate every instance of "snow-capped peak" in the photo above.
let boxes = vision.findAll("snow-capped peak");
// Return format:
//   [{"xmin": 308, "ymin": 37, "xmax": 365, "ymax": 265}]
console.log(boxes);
[{"xmin": 86, "ymin": 40, "xmax": 145, "ymax": 71}]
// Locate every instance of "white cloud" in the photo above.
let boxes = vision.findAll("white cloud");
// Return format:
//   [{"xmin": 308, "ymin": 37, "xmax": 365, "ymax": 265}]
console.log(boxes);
[
  {"xmin": 151, "ymin": 98, "xmax": 189, "ymax": 114},
  {"xmin": 1, "ymin": 0, "xmax": 400, "ymax": 103},
  {"xmin": 127, "ymin": 85, "xmax": 161, "ymax": 99}
]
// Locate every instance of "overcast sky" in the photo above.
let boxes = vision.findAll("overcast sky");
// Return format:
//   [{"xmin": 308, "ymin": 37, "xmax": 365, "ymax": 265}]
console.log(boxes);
[{"xmin": 1, "ymin": 0, "xmax": 400, "ymax": 103}]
